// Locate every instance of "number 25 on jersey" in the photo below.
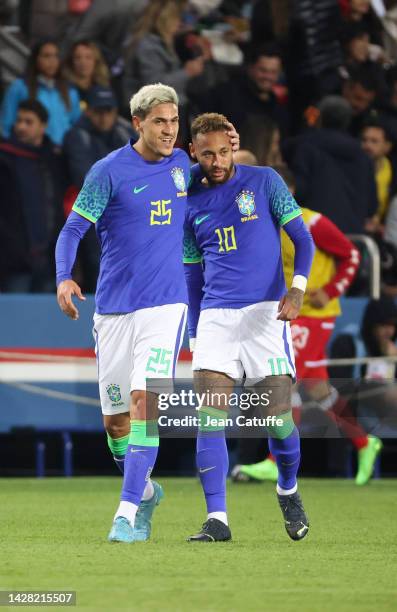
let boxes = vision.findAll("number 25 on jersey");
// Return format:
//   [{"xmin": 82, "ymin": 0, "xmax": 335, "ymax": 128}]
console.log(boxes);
[{"xmin": 150, "ymin": 200, "xmax": 172, "ymax": 225}]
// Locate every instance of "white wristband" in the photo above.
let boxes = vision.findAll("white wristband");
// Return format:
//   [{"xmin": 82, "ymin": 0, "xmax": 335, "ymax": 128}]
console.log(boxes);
[{"xmin": 291, "ymin": 275, "xmax": 307, "ymax": 292}]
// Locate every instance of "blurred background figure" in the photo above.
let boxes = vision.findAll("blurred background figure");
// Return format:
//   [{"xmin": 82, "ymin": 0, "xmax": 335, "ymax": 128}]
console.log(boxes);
[
  {"xmin": 361, "ymin": 119, "xmax": 395, "ymax": 230},
  {"xmin": 0, "ymin": 99, "xmax": 66, "ymax": 292},
  {"xmin": 285, "ymin": 95, "xmax": 378, "ymax": 234},
  {"xmin": 0, "ymin": 39, "xmax": 81, "ymax": 144},
  {"xmin": 206, "ymin": 43, "xmax": 289, "ymax": 136},
  {"xmin": 62, "ymin": 0, "xmax": 148, "ymax": 66},
  {"xmin": 20, "ymin": 0, "xmax": 82, "ymax": 45},
  {"xmin": 285, "ymin": 0, "xmax": 343, "ymax": 131},
  {"xmin": 62, "ymin": 40, "xmax": 111, "ymax": 107},
  {"xmin": 342, "ymin": 66, "xmax": 383, "ymax": 135},
  {"xmin": 371, "ymin": 0, "xmax": 397, "ymax": 59},
  {"xmin": 233, "ymin": 149, "xmax": 258, "ymax": 165},
  {"xmin": 329, "ymin": 296, "xmax": 397, "ymax": 431},
  {"xmin": 123, "ymin": 0, "xmax": 206, "ymax": 141},
  {"xmin": 240, "ymin": 115, "xmax": 283, "ymax": 166},
  {"xmin": 340, "ymin": 21, "xmax": 385, "ymax": 79},
  {"xmin": 63, "ymin": 85, "xmax": 133, "ymax": 292},
  {"xmin": 340, "ymin": 0, "xmax": 382, "ymax": 42}
]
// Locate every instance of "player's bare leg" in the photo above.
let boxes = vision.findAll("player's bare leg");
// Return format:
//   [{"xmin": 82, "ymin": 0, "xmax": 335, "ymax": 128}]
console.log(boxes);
[
  {"xmin": 108, "ymin": 391, "xmax": 163, "ymax": 543},
  {"xmin": 187, "ymin": 370, "xmax": 233, "ymax": 542}
]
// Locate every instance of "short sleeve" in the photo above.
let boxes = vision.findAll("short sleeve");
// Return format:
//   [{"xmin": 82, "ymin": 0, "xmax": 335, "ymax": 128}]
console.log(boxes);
[
  {"xmin": 72, "ymin": 160, "xmax": 112, "ymax": 223},
  {"xmin": 183, "ymin": 220, "xmax": 202, "ymax": 264},
  {"xmin": 267, "ymin": 168, "xmax": 302, "ymax": 227}
]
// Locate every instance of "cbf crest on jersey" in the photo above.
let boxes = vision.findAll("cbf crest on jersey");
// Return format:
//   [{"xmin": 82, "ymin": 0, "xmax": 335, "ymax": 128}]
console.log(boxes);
[
  {"xmin": 236, "ymin": 190, "xmax": 258, "ymax": 222},
  {"xmin": 171, "ymin": 167, "xmax": 187, "ymax": 197}
]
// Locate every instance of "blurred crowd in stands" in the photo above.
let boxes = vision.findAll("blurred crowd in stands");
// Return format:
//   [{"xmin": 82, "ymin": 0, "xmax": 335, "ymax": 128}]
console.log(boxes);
[{"xmin": 1, "ymin": 0, "xmax": 397, "ymax": 296}]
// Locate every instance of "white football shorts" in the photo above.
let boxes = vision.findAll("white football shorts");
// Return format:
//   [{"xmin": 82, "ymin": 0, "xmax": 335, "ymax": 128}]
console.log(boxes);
[
  {"xmin": 93, "ymin": 303, "xmax": 187, "ymax": 415},
  {"xmin": 192, "ymin": 301, "xmax": 295, "ymax": 383}
]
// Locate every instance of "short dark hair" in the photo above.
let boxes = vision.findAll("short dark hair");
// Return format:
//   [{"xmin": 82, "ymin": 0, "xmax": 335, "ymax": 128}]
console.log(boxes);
[
  {"xmin": 318, "ymin": 95, "xmax": 352, "ymax": 130},
  {"xmin": 18, "ymin": 99, "xmax": 49, "ymax": 123},
  {"xmin": 340, "ymin": 21, "xmax": 369, "ymax": 46},
  {"xmin": 245, "ymin": 42, "xmax": 282, "ymax": 65},
  {"xmin": 347, "ymin": 66, "xmax": 381, "ymax": 94},
  {"xmin": 191, "ymin": 112, "xmax": 230, "ymax": 139},
  {"xmin": 362, "ymin": 118, "xmax": 392, "ymax": 142}
]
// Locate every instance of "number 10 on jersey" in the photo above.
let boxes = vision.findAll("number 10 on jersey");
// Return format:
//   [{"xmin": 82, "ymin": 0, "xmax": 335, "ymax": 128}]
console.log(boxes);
[{"xmin": 215, "ymin": 226, "xmax": 237, "ymax": 252}]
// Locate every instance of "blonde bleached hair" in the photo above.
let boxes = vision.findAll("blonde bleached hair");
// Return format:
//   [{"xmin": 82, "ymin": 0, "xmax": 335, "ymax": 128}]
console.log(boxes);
[{"xmin": 129, "ymin": 83, "xmax": 179, "ymax": 118}]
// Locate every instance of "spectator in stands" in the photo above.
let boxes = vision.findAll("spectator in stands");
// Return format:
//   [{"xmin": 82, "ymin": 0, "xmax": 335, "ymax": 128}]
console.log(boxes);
[
  {"xmin": 62, "ymin": 40, "xmax": 111, "ymax": 107},
  {"xmin": 233, "ymin": 165, "xmax": 382, "ymax": 486},
  {"xmin": 285, "ymin": 0, "xmax": 343, "ymax": 130},
  {"xmin": 340, "ymin": 0, "xmax": 382, "ymax": 43},
  {"xmin": 0, "ymin": 39, "xmax": 81, "ymax": 145},
  {"xmin": 340, "ymin": 21, "xmax": 385, "ymax": 78},
  {"xmin": 361, "ymin": 120, "xmax": 394, "ymax": 226},
  {"xmin": 24, "ymin": 0, "xmax": 80, "ymax": 45},
  {"xmin": 342, "ymin": 66, "xmax": 383, "ymax": 135},
  {"xmin": 371, "ymin": 0, "xmax": 397, "ymax": 59},
  {"xmin": 0, "ymin": 99, "xmax": 66, "ymax": 292},
  {"xmin": 206, "ymin": 43, "xmax": 289, "ymax": 136},
  {"xmin": 63, "ymin": 85, "xmax": 134, "ymax": 292},
  {"xmin": 377, "ymin": 66, "xmax": 397, "ymax": 144},
  {"xmin": 62, "ymin": 0, "xmax": 148, "ymax": 69},
  {"xmin": 361, "ymin": 297, "xmax": 397, "ymax": 367},
  {"xmin": 233, "ymin": 149, "xmax": 258, "ymax": 165},
  {"xmin": 240, "ymin": 115, "xmax": 283, "ymax": 167},
  {"xmin": 63, "ymin": 85, "xmax": 133, "ymax": 188},
  {"xmin": 285, "ymin": 95, "xmax": 378, "ymax": 234},
  {"xmin": 123, "ymin": 0, "xmax": 205, "ymax": 108},
  {"xmin": 330, "ymin": 296, "xmax": 397, "ymax": 427},
  {"xmin": 250, "ymin": 0, "xmax": 291, "ymax": 51}
]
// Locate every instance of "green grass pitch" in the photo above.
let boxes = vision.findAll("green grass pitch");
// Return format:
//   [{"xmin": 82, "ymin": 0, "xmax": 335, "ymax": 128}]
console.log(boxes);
[{"xmin": 1, "ymin": 478, "xmax": 396, "ymax": 611}]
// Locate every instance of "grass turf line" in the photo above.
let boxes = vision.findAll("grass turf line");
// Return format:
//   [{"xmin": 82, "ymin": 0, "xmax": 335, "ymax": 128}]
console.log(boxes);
[{"xmin": 1, "ymin": 478, "xmax": 396, "ymax": 611}]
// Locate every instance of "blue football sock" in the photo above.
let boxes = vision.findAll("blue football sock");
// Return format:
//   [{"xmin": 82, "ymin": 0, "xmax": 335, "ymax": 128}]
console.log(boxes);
[
  {"xmin": 120, "ymin": 421, "xmax": 159, "ymax": 506},
  {"xmin": 197, "ymin": 407, "xmax": 229, "ymax": 514},
  {"xmin": 269, "ymin": 427, "xmax": 300, "ymax": 490},
  {"xmin": 268, "ymin": 427, "xmax": 301, "ymax": 491}
]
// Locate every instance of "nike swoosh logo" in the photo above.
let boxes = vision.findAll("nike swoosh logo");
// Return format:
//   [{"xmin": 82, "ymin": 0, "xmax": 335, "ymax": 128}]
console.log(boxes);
[
  {"xmin": 195, "ymin": 214, "xmax": 210, "ymax": 225},
  {"xmin": 199, "ymin": 466, "xmax": 216, "ymax": 473},
  {"xmin": 130, "ymin": 448, "xmax": 148, "ymax": 453},
  {"xmin": 133, "ymin": 185, "xmax": 148, "ymax": 194}
]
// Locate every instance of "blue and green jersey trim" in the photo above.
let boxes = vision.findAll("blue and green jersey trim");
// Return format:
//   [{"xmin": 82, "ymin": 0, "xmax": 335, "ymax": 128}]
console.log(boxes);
[{"xmin": 280, "ymin": 209, "xmax": 302, "ymax": 227}]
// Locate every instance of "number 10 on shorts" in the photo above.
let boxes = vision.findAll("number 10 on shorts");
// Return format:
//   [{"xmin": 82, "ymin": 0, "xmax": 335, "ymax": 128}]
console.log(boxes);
[
  {"xmin": 146, "ymin": 348, "xmax": 173, "ymax": 376},
  {"xmin": 268, "ymin": 357, "xmax": 289, "ymax": 376}
]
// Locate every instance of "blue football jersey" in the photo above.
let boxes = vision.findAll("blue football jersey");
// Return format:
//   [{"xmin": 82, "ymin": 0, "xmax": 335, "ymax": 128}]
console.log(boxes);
[
  {"xmin": 183, "ymin": 164, "xmax": 302, "ymax": 309},
  {"xmin": 72, "ymin": 141, "xmax": 190, "ymax": 314}
]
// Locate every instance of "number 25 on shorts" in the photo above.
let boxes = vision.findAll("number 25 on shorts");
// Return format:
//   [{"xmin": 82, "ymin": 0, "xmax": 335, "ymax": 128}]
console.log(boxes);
[{"xmin": 146, "ymin": 348, "xmax": 173, "ymax": 375}]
